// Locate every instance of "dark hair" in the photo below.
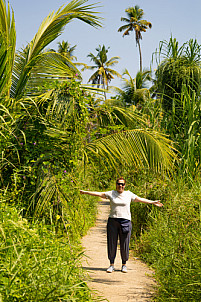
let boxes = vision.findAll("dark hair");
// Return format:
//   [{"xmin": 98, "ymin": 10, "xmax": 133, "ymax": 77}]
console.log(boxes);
[{"xmin": 116, "ymin": 177, "xmax": 126, "ymax": 184}]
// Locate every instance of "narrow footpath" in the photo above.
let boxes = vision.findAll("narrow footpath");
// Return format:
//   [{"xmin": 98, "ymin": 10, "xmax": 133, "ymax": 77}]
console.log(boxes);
[{"xmin": 81, "ymin": 199, "xmax": 156, "ymax": 302}]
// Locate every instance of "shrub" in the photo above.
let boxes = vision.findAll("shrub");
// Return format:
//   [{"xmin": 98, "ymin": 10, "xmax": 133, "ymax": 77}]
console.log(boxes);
[
  {"xmin": 132, "ymin": 175, "xmax": 201, "ymax": 301},
  {"xmin": 0, "ymin": 202, "xmax": 94, "ymax": 302}
]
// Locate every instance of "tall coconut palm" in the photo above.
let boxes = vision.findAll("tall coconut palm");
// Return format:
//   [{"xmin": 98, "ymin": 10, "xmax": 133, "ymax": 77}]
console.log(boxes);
[
  {"xmin": 83, "ymin": 45, "xmax": 121, "ymax": 99},
  {"xmin": 118, "ymin": 5, "xmax": 152, "ymax": 72}
]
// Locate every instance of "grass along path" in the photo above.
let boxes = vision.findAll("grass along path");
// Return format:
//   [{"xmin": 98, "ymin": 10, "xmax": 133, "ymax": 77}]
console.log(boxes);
[{"xmin": 81, "ymin": 199, "xmax": 156, "ymax": 302}]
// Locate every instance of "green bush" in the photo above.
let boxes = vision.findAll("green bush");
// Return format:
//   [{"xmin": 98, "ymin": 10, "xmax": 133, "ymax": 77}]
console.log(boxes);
[
  {"xmin": 132, "ymin": 175, "xmax": 201, "ymax": 301},
  {"xmin": 0, "ymin": 202, "xmax": 94, "ymax": 302},
  {"xmin": 125, "ymin": 170, "xmax": 169, "ymax": 239}
]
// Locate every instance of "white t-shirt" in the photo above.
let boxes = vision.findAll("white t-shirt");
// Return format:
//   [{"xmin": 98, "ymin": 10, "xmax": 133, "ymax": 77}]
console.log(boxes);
[{"xmin": 104, "ymin": 190, "xmax": 137, "ymax": 221}]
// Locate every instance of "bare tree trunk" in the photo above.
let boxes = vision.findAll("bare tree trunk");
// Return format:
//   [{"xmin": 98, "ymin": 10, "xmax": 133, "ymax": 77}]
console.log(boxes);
[
  {"xmin": 138, "ymin": 42, "xmax": 142, "ymax": 72},
  {"xmin": 103, "ymin": 81, "xmax": 107, "ymax": 101}
]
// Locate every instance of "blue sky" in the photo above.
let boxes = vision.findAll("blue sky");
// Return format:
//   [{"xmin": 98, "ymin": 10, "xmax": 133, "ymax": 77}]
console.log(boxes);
[{"xmin": 10, "ymin": 0, "xmax": 201, "ymax": 88}]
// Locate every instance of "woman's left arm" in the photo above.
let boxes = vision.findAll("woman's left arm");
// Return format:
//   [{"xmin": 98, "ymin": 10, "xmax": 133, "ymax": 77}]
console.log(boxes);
[{"xmin": 134, "ymin": 196, "xmax": 163, "ymax": 207}]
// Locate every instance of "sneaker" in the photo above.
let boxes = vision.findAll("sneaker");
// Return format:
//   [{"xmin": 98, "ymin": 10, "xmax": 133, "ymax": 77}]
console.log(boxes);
[
  {"xmin": 106, "ymin": 265, "xmax": 115, "ymax": 273},
  {"xmin": 121, "ymin": 265, "xmax": 127, "ymax": 273}
]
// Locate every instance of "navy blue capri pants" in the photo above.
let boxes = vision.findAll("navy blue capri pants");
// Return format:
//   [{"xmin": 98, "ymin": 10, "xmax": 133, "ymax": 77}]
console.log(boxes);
[{"xmin": 107, "ymin": 217, "xmax": 132, "ymax": 265}]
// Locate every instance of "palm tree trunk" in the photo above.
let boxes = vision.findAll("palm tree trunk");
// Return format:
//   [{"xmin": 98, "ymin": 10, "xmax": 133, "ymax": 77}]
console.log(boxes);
[
  {"xmin": 138, "ymin": 42, "xmax": 142, "ymax": 72},
  {"xmin": 103, "ymin": 81, "xmax": 107, "ymax": 101}
]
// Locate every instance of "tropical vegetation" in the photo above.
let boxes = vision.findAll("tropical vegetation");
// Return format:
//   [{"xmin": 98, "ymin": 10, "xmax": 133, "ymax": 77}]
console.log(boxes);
[
  {"xmin": 153, "ymin": 36, "xmax": 201, "ymax": 112},
  {"xmin": 82, "ymin": 44, "xmax": 121, "ymax": 99},
  {"xmin": 118, "ymin": 5, "xmax": 152, "ymax": 72},
  {"xmin": 0, "ymin": 0, "xmax": 200, "ymax": 301},
  {"xmin": 57, "ymin": 40, "xmax": 77, "ymax": 61},
  {"xmin": 114, "ymin": 68, "xmax": 151, "ymax": 107}
]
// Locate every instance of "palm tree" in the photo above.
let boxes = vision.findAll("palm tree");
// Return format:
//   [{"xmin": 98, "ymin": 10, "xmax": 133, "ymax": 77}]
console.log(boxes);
[
  {"xmin": 114, "ymin": 69, "xmax": 151, "ymax": 107},
  {"xmin": 153, "ymin": 37, "xmax": 201, "ymax": 174},
  {"xmin": 57, "ymin": 40, "xmax": 77, "ymax": 61},
  {"xmin": 0, "ymin": 0, "xmax": 102, "ymax": 100},
  {"xmin": 153, "ymin": 37, "xmax": 201, "ymax": 111},
  {"xmin": 0, "ymin": 0, "xmax": 177, "ymax": 220},
  {"xmin": 0, "ymin": 0, "xmax": 102, "ymax": 190},
  {"xmin": 118, "ymin": 5, "xmax": 152, "ymax": 72},
  {"xmin": 30, "ymin": 81, "xmax": 178, "ymax": 217},
  {"xmin": 83, "ymin": 45, "xmax": 121, "ymax": 100}
]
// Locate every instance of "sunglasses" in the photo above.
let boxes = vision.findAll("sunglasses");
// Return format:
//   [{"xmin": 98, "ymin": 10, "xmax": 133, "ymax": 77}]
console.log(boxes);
[{"xmin": 116, "ymin": 182, "xmax": 125, "ymax": 186}]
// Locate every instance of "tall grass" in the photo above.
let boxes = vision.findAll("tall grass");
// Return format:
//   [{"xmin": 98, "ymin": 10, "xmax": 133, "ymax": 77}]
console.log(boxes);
[
  {"xmin": 0, "ymin": 200, "xmax": 95, "ymax": 302},
  {"xmin": 161, "ymin": 85, "xmax": 201, "ymax": 176},
  {"xmin": 129, "ymin": 172, "xmax": 201, "ymax": 301}
]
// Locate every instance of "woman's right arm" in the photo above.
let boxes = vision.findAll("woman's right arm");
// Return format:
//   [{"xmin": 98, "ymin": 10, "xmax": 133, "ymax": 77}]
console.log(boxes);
[{"xmin": 80, "ymin": 190, "xmax": 106, "ymax": 199}]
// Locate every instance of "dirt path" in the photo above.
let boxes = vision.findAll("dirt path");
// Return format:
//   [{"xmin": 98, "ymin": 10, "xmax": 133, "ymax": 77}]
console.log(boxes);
[{"xmin": 81, "ymin": 199, "xmax": 156, "ymax": 302}]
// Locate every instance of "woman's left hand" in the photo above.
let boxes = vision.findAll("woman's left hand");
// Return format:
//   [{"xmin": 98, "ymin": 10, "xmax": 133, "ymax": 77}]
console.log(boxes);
[{"xmin": 153, "ymin": 200, "xmax": 163, "ymax": 207}]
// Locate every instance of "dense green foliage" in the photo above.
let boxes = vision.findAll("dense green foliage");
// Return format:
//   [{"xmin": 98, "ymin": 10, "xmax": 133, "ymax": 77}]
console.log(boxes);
[
  {"xmin": 117, "ymin": 41, "xmax": 201, "ymax": 299},
  {"xmin": 153, "ymin": 37, "xmax": 201, "ymax": 112},
  {"xmin": 0, "ymin": 202, "xmax": 95, "ymax": 302},
  {"xmin": 129, "ymin": 173, "xmax": 201, "ymax": 302},
  {"xmin": 114, "ymin": 69, "xmax": 151, "ymax": 107},
  {"xmin": 0, "ymin": 0, "xmax": 201, "ymax": 301},
  {"xmin": 161, "ymin": 85, "xmax": 201, "ymax": 175}
]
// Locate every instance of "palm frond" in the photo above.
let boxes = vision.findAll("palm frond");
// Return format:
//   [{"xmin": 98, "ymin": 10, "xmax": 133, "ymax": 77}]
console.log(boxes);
[
  {"xmin": 85, "ymin": 129, "xmax": 177, "ymax": 174},
  {"xmin": 87, "ymin": 52, "xmax": 102, "ymax": 66},
  {"xmin": 24, "ymin": 51, "xmax": 80, "ymax": 95},
  {"xmin": 10, "ymin": 0, "xmax": 102, "ymax": 99},
  {"xmin": 106, "ymin": 56, "xmax": 121, "ymax": 67},
  {"xmin": 0, "ymin": 0, "xmax": 16, "ymax": 97},
  {"xmin": 105, "ymin": 68, "xmax": 122, "ymax": 78},
  {"xmin": 87, "ymin": 70, "xmax": 100, "ymax": 84},
  {"xmin": 118, "ymin": 24, "xmax": 130, "ymax": 33}
]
